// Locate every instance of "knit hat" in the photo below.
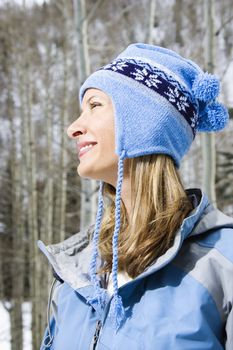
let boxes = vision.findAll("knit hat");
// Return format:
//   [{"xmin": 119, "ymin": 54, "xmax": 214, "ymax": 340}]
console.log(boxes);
[{"xmin": 79, "ymin": 43, "xmax": 229, "ymax": 331}]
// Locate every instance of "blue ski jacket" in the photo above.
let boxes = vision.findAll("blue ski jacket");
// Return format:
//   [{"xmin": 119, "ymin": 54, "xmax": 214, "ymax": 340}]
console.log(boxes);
[{"xmin": 38, "ymin": 188, "xmax": 233, "ymax": 349}]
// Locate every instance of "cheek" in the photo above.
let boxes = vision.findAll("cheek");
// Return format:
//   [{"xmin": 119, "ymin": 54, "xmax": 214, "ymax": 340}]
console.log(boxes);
[
  {"xmin": 105, "ymin": 134, "xmax": 116, "ymax": 153},
  {"xmin": 98, "ymin": 135, "xmax": 118, "ymax": 165},
  {"xmin": 100, "ymin": 123, "xmax": 119, "ymax": 169},
  {"xmin": 98, "ymin": 122, "xmax": 116, "ymax": 152}
]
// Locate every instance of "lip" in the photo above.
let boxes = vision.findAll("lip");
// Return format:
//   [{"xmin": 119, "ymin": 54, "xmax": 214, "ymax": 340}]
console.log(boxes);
[
  {"xmin": 77, "ymin": 141, "xmax": 97, "ymax": 158},
  {"xmin": 79, "ymin": 145, "xmax": 97, "ymax": 158}
]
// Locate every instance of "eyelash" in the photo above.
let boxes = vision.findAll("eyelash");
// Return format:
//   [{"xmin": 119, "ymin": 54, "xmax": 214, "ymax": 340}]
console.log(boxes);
[{"xmin": 90, "ymin": 102, "xmax": 101, "ymax": 109}]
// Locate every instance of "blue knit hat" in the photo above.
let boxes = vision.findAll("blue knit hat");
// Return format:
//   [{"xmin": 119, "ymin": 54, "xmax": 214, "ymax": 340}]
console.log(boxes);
[{"xmin": 79, "ymin": 43, "xmax": 229, "ymax": 331}]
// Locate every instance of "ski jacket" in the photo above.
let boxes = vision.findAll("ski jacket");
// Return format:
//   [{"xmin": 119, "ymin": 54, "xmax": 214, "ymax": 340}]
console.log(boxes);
[{"xmin": 38, "ymin": 188, "xmax": 233, "ymax": 349}]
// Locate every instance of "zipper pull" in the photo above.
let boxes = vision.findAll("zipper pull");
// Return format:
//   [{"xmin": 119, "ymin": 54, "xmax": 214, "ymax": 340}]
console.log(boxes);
[{"xmin": 91, "ymin": 320, "xmax": 102, "ymax": 350}]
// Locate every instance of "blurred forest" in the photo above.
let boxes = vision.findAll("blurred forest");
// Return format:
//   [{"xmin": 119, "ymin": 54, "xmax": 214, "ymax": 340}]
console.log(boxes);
[{"xmin": 0, "ymin": 0, "xmax": 233, "ymax": 349}]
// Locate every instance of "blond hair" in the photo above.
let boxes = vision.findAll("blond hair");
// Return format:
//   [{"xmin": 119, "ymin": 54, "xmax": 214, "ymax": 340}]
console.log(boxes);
[{"xmin": 98, "ymin": 154, "xmax": 193, "ymax": 278}]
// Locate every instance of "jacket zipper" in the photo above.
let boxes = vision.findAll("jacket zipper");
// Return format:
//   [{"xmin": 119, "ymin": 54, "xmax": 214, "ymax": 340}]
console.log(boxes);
[{"xmin": 91, "ymin": 320, "xmax": 102, "ymax": 350}]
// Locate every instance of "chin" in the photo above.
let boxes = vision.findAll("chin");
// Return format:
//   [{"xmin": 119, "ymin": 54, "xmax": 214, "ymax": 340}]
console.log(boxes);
[
  {"xmin": 77, "ymin": 165, "xmax": 100, "ymax": 181},
  {"xmin": 77, "ymin": 169, "xmax": 116, "ymax": 186},
  {"xmin": 77, "ymin": 167, "xmax": 92, "ymax": 180}
]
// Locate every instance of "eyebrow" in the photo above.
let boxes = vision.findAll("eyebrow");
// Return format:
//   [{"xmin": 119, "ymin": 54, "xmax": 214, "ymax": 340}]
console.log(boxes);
[
  {"xmin": 87, "ymin": 95, "xmax": 101, "ymax": 104},
  {"xmin": 81, "ymin": 95, "xmax": 101, "ymax": 112}
]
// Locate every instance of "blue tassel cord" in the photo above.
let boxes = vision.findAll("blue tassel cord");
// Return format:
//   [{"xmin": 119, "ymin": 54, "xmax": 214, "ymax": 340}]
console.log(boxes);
[
  {"xmin": 108, "ymin": 150, "xmax": 126, "ymax": 331},
  {"xmin": 89, "ymin": 150, "xmax": 127, "ymax": 331},
  {"xmin": 88, "ymin": 181, "xmax": 108, "ymax": 310}
]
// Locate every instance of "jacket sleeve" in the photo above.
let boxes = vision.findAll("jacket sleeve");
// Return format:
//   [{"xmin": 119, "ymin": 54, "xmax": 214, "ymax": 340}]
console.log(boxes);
[
  {"xmin": 225, "ymin": 303, "xmax": 233, "ymax": 349},
  {"xmin": 40, "ymin": 279, "xmax": 63, "ymax": 350},
  {"xmin": 40, "ymin": 317, "xmax": 57, "ymax": 350}
]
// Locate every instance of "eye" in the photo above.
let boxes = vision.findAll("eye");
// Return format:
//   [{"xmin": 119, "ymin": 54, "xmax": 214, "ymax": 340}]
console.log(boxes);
[{"xmin": 90, "ymin": 102, "xmax": 102, "ymax": 109}]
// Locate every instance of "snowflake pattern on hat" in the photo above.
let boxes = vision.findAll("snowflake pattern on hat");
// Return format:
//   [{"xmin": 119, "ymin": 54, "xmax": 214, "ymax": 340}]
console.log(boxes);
[
  {"xmin": 165, "ymin": 87, "xmax": 190, "ymax": 112},
  {"xmin": 104, "ymin": 60, "xmax": 129, "ymax": 72},
  {"xmin": 190, "ymin": 111, "xmax": 198, "ymax": 129},
  {"xmin": 100, "ymin": 58, "xmax": 198, "ymax": 137},
  {"xmin": 130, "ymin": 67, "xmax": 162, "ymax": 89}
]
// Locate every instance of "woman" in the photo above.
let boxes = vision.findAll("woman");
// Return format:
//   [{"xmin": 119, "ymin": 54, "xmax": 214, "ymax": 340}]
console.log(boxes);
[{"xmin": 39, "ymin": 43, "xmax": 233, "ymax": 349}]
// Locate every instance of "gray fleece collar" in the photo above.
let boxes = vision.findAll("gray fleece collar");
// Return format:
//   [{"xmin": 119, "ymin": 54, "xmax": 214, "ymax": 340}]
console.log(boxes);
[{"xmin": 38, "ymin": 188, "xmax": 233, "ymax": 291}]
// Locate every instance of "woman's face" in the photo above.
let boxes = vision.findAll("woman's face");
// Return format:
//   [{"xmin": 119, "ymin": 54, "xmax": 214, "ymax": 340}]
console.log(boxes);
[{"xmin": 67, "ymin": 88, "xmax": 119, "ymax": 186}]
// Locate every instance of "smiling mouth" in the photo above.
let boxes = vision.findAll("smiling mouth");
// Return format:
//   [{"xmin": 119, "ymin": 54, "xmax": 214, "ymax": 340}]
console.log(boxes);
[{"xmin": 79, "ymin": 144, "xmax": 97, "ymax": 158}]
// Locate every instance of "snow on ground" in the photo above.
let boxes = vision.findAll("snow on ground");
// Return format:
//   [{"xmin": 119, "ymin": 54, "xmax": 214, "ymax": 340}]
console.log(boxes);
[
  {"xmin": 22, "ymin": 303, "xmax": 32, "ymax": 350},
  {"xmin": 0, "ymin": 302, "xmax": 32, "ymax": 350},
  {"xmin": 0, "ymin": 302, "xmax": 10, "ymax": 350}
]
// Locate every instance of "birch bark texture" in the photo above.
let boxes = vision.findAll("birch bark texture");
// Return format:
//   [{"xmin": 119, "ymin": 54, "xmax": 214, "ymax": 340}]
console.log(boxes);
[
  {"xmin": 73, "ymin": 0, "xmax": 98, "ymax": 232},
  {"xmin": 19, "ymin": 2, "xmax": 40, "ymax": 348},
  {"xmin": 39, "ymin": 3, "xmax": 56, "ymax": 341},
  {"xmin": 146, "ymin": 0, "xmax": 156, "ymax": 44},
  {"xmin": 7, "ymin": 24, "xmax": 24, "ymax": 349},
  {"xmin": 58, "ymin": 0, "xmax": 70, "ymax": 243},
  {"xmin": 202, "ymin": 0, "xmax": 217, "ymax": 205}
]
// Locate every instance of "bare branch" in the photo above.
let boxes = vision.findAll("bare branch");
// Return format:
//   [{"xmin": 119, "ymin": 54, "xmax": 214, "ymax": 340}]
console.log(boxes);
[{"xmin": 215, "ymin": 15, "xmax": 233, "ymax": 36}]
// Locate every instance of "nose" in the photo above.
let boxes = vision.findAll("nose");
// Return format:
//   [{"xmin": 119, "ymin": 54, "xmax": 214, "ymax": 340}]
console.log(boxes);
[{"xmin": 67, "ymin": 118, "xmax": 86, "ymax": 139}]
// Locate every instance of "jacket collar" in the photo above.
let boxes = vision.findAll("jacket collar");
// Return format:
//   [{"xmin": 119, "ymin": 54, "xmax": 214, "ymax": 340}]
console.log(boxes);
[{"xmin": 38, "ymin": 188, "xmax": 233, "ymax": 296}]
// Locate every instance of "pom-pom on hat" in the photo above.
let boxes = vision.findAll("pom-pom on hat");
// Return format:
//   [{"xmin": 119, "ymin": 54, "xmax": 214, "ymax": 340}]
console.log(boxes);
[
  {"xmin": 79, "ymin": 43, "xmax": 229, "ymax": 331},
  {"xmin": 80, "ymin": 43, "xmax": 229, "ymax": 167}
]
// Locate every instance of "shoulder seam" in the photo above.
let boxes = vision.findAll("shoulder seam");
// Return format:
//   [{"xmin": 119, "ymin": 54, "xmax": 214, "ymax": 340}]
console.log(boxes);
[{"xmin": 194, "ymin": 241, "xmax": 233, "ymax": 266}]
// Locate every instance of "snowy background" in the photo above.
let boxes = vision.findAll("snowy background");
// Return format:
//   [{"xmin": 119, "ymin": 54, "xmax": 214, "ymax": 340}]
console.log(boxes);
[
  {"xmin": 0, "ymin": 0, "xmax": 232, "ymax": 348},
  {"xmin": 0, "ymin": 303, "xmax": 32, "ymax": 349}
]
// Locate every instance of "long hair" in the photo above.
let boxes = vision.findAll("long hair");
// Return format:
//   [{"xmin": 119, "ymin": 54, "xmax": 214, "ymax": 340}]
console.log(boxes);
[{"xmin": 98, "ymin": 154, "xmax": 194, "ymax": 278}]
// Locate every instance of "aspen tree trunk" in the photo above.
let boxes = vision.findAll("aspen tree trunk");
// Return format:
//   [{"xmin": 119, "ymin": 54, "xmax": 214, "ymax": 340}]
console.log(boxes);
[
  {"xmin": 73, "ymin": 0, "xmax": 98, "ymax": 232},
  {"xmin": 40, "ymin": 35, "xmax": 54, "ymax": 339},
  {"xmin": 17, "ymin": 64, "xmax": 34, "ymax": 349},
  {"xmin": 6, "ymin": 8, "xmax": 29, "ymax": 348},
  {"xmin": 17, "ymin": 29, "xmax": 34, "ymax": 350},
  {"xmin": 9, "ymin": 109, "xmax": 24, "ymax": 350},
  {"xmin": 9, "ymin": 303, "xmax": 22, "ymax": 350},
  {"xmin": 25, "ymin": 63, "xmax": 40, "ymax": 350},
  {"xmin": 174, "ymin": 0, "xmax": 183, "ymax": 45},
  {"xmin": 147, "ymin": 0, "xmax": 156, "ymax": 44},
  {"xmin": 188, "ymin": 2, "xmax": 197, "ymax": 38},
  {"xmin": 19, "ymin": 2, "xmax": 40, "ymax": 346},
  {"xmin": 42, "ymin": 45, "xmax": 54, "ymax": 247},
  {"xmin": 58, "ymin": 0, "xmax": 70, "ymax": 243},
  {"xmin": 8, "ymin": 50, "xmax": 24, "ymax": 350},
  {"xmin": 202, "ymin": 0, "xmax": 217, "ymax": 205}
]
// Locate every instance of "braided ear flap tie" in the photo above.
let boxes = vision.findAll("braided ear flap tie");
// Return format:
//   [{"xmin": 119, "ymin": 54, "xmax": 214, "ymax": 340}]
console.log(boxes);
[
  {"xmin": 87, "ymin": 151, "xmax": 126, "ymax": 331},
  {"xmin": 87, "ymin": 181, "xmax": 108, "ymax": 310},
  {"xmin": 108, "ymin": 150, "xmax": 126, "ymax": 331}
]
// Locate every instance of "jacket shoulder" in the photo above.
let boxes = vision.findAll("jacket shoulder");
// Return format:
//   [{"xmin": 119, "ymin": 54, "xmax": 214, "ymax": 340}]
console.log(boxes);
[{"xmin": 196, "ymin": 225, "xmax": 233, "ymax": 263}]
